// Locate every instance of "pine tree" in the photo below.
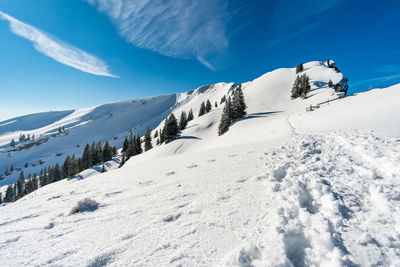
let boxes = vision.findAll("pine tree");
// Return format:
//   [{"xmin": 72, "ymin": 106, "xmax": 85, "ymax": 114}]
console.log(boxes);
[
  {"xmin": 89, "ymin": 142, "xmax": 97, "ymax": 166},
  {"xmin": 218, "ymin": 97, "xmax": 233, "ymax": 135},
  {"xmin": 206, "ymin": 100, "xmax": 212, "ymax": 113},
  {"xmin": 81, "ymin": 144, "xmax": 90, "ymax": 169},
  {"xmin": 10, "ymin": 139, "xmax": 15, "ymax": 147},
  {"xmin": 231, "ymin": 85, "xmax": 247, "ymax": 120},
  {"xmin": 119, "ymin": 154, "xmax": 125, "ymax": 168},
  {"xmin": 198, "ymin": 102, "xmax": 206, "ymax": 116},
  {"xmin": 328, "ymin": 79, "xmax": 333, "ymax": 88},
  {"xmin": 154, "ymin": 130, "xmax": 159, "ymax": 138},
  {"xmin": 156, "ymin": 138, "xmax": 160, "ymax": 145},
  {"xmin": 4, "ymin": 166, "xmax": 9, "ymax": 176},
  {"xmin": 16, "ymin": 171, "xmax": 25, "ymax": 198},
  {"xmin": 95, "ymin": 142, "xmax": 103, "ymax": 164},
  {"xmin": 220, "ymin": 95, "xmax": 226, "ymax": 104},
  {"xmin": 296, "ymin": 63, "xmax": 304, "ymax": 73},
  {"xmin": 122, "ymin": 137, "xmax": 129, "ymax": 153},
  {"xmin": 53, "ymin": 163, "xmax": 61, "ymax": 182},
  {"xmin": 162, "ymin": 113, "xmax": 180, "ymax": 143},
  {"xmin": 101, "ymin": 165, "xmax": 106, "ymax": 173},
  {"xmin": 102, "ymin": 141, "xmax": 112, "ymax": 161},
  {"xmin": 291, "ymin": 74, "xmax": 310, "ymax": 99},
  {"xmin": 215, "ymin": 101, "xmax": 218, "ymax": 107},
  {"xmin": 61, "ymin": 156, "xmax": 70, "ymax": 179},
  {"xmin": 5, "ymin": 184, "xmax": 14, "ymax": 202},
  {"xmin": 144, "ymin": 127, "xmax": 153, "ymax": 151},
  {"xmin": 136, "ymin": 134, "xmax": 143, "ymax": 154},
  {"xmin": 179, "ymin": 111, "xmax": 188, "ymax": 130},
  {"xmin": 187, "ymin": 109, "xmax": 194, "ymax": 121}
]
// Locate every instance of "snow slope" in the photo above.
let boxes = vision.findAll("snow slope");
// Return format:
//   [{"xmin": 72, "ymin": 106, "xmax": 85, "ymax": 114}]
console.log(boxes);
[
  {"xmin": 0, "ymin": 94, "xmax": 177, "ymax": 186},
  {"xmin": 1, "ymin": 61, "xmax": 400, "ymax": 266}
]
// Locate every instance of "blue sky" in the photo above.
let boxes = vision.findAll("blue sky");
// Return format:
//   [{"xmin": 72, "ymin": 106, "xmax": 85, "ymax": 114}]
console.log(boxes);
[{"xmin": 0, "ymin": 0, "xmax": 399, "ymax": 120}]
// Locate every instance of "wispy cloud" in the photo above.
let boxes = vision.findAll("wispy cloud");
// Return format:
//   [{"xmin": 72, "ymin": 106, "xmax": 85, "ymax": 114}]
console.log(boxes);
[
  {"xmin": 0, "ymin": 10, "xmax": 117, "ymax": 78},
  {"xmin": 84, "ymin": 0, "xmax": 230, "ymax": 70},
  {"xmin": 375, "ymin": 65, "xmax": 400, "ymax": 74}
]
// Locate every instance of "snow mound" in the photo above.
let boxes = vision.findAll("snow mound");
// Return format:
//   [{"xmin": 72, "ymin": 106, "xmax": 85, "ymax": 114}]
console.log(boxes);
[{"xmin": 68, "ymin": 198, "xmax": 99, "ymax": 215}]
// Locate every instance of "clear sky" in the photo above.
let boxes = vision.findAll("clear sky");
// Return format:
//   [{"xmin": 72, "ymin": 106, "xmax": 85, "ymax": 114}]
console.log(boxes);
[{"xmin": 0, "ymin": 0, "xmax": 399, "ymax": 120}]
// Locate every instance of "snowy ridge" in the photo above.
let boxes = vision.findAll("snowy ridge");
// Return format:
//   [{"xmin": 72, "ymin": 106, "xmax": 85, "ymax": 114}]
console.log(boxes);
[{"xmin": 1, "ymin": 61, "xmax": 400, "ymax": 266}]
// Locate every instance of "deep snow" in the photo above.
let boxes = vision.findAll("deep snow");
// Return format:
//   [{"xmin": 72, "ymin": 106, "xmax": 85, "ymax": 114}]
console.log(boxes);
[{"xmin": 1, "ymin": 61, "xmax": 400, "ymax": 266}]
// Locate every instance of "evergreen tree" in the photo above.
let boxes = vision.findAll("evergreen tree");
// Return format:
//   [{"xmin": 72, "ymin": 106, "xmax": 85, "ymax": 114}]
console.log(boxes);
[
  {"xmin": 291, "ymin": 74, "xmax": 310, "ymax": 99},
  {"xmin": 89, "ymin": 142, "xmax": 97, "ymax": 166},
  {"xmin": 218, "ymin": 97, "xmax": 233, "ymax": 136},
  {"xmin": 4, "ymin": 166, "xmax": 9, "ymax": 176},
  {"xmin": 102, "ymin": 141, "xmax": 112, "ymax": 161},
  {"xmin": 220, "ymin": 95, "xmax": 226, "ymax": 104},
  {"xmin": 206, "ymin": 100, "xmax": 212, "ymax": 113},
  {"xmin": 5, "ymin": 184, "xmax": 14, "ymax": 202},
  {"xmin": 179, "ymin": 111, "xmax": 188, "ymax": 130},
  {"xmin": 296, "ymin": 63, "xmax": 304, "ymax": 73},
  {"xmin": 95, "ymin": 142, "xmax": 103, "ymax": 164},
  {"xmin": 82, "ymin": 144, "xmax": 91, "ymax": 169},
  {"xmin": 215, "ymin": 101, "xmax": 218, "ymax": 108},
  {"xmin": 122, "ymin": 137, "xmax": 129, "ymax": 153},
  {"xmin": 136, "ymin": 134, "xmax": 143, "ymax": 154},
  {"xmin": 119, "ymin": 154, "xmax": 125, "ymax": 168},
  {"xmin": 156, "ymin": 138, "xmax": 160, "ymax": 145},
  {"xmin": 231, "ymin": 85, "xmax": 247, "ymax": 120},
  {"xmin": 187, "ymin": 109, "xmax": 194, "ymax": 121},
  {"xmin": 198, "ymin": 102, "xmax": 206, "ymax": 116},
  {"xmin": 101, "ymin": 165, "xmax": 106, "ymax": 173},
  {"xmin": 154, "ymin": 130, "xmax": 159, "ymax": 138},
  {"xmin": 54, "ymin": 163, "xmax": 61, "ymax": 182},
  {"xmin": 328, "ymin": 79, "xmax": 333, "ymax": 88},
  {"xmin": 61, "ymin": 156, "xmax": 70, "ymax": 179},
  {"xmin": 10, "ymin": 165, "xmax": 14, "ymax": 172},
  {"xmin": 10, "ymin": 139, "xmax": 15, "ymax": 147},
  {"xmin": 16, "ymin": 171, "xmax": 25, "ymax": 198},
  {"xmin": 162, "ymin": 113, "xmax": 180, "ymax": 143},
  {"xmin": 144, "ymin": 127, "xmax": 153, "ymax": 151}
]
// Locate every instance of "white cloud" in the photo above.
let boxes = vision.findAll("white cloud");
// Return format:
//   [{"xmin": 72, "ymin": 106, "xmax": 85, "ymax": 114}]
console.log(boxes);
[
  {"xmin": 0, "ymin": 11, "xmax": 117, "ymax": 78},
  {"xmin": 84, "ymin": 0, "xmax": 230, "ymax": 70}
]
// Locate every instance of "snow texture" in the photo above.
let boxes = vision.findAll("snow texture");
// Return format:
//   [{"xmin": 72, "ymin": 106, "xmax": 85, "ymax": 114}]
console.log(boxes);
[{"xmin": 1, "ymin": 61, "xmax": 400, "ymax": 266}]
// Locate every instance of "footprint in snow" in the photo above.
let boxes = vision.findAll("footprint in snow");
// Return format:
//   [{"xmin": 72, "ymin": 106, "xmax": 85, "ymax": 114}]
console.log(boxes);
[
  {"xmin": 187, "ymin": 164, "xmax": 198, "ymax": 169},
  {"xmin": 163, "ymin": 213, "xmax": 181, "ymax": 222}
]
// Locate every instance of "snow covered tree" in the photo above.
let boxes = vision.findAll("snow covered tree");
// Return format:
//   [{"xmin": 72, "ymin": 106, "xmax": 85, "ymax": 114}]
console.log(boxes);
[
  {"xmin": 10, "ymin": 139, "xmax": 15, "ymax": 147},
  {"xmin": 206, "ymin": 100, "xmax": 212, "ymax": 113},
  {"xmin": 162, "ymin": 113, "xmax": 180, "ymax": 143},
  {"xmin": 198, "ymin": 102, "xmax": 206, "ymax": 116},
  {"xmin": 218, "ymin": 96, "xmax": 233, "ymax": 135},
  {"xmin": 144, "ymin": 127, "xmax": 153, "ymax": 151},
  {"xmin": 179, "ymin": 111, "xmax": 188, "ymax": 130},
  {"xmin": 187, "ymin": 109, "xmax": 194, "ymax": 121},
  {"xmin": 296, "ymin": 63, "xmax": 304, "ymax": 73},
  {"xmin": 231, "ymin": 85, "xmax": 247, "ymax": 120}
]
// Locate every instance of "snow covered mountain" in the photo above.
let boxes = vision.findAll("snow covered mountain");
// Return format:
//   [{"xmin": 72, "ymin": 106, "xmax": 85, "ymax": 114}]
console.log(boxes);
[{"xmin": 1, "ymin": 61, "xmax": 400, "ymax": 266}]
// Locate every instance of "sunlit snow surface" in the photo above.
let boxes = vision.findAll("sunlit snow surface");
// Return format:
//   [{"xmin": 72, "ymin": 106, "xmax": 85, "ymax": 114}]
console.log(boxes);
[{"xmin": 1, "ymin": 61, "xmax": 400, "ymax": 266}]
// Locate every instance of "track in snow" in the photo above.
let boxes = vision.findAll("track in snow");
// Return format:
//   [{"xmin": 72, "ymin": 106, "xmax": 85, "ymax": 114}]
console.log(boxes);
[{"xmin": 260, "ymin": 131, "xmax": 400, "ymax": 266}]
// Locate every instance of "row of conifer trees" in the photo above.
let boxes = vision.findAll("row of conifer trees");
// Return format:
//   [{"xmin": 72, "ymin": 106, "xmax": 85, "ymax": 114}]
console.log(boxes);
[{"xmin": 1, "ymin": 141, "xmax": 117, "ymax": 203}]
